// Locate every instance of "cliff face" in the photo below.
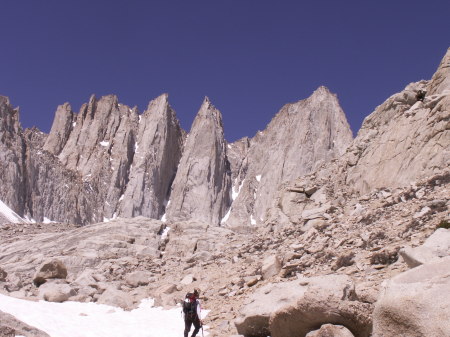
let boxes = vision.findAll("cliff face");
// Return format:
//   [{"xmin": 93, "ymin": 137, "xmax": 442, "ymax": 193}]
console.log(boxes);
[
  {"xmin": 165, "ymin": 98, "xmax": 232, "ymax": 225},
  {"xmin": 345, "ymin": 48, "xmax": 450, "ymax": 194},
  {"xmin": 223, "ymin": 86, "xmax": 353, "ymax": 230}
]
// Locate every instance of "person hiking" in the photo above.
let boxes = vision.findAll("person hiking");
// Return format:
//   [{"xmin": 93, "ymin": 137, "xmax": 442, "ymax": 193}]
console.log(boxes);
[{"xmin": 182, "ymin": 288, "xmax": 203, "ymax": 337}]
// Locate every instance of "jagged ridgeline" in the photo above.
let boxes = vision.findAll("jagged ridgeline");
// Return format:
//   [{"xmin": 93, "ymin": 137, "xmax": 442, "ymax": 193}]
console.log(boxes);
[{"xmin": 0, "ymin": 87, "xmax": 353, "ymax": 226}]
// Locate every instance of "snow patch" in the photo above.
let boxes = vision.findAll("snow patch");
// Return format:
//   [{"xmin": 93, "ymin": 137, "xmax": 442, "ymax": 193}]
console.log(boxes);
[
  {"xmin": 134, "ymin": 142, "xmax": 139, "ymax": 153},
  {"xmin": 43, "ymin": 217, "xmax": 56, "ymax": 224},
  {"xmin": 0, "ymin": 199, "xmax": 28, "ymax": 224},
  {"xmin": 220, "ymin": 208, "xmax": 231, "ymax": 224},
  {"xmin": 119, "ymin": 194, "xmax": 125, "ymax": 202},
  {"xmin": 161, "ymin": 226, "xmax": 171, "ymax": 239},
  {"xmin": 72, "ymin": 122, "xmax": 76, "ymax": 127},
  {"xmin": 139, "ymin": 115, "xmax": 142, "ymax": 123},
  {"xmin": 232, "ymin": 179, "xmax": 245, "ymax": 201},
  {"xmin": 250, "ymin": 214, "xmax": 257, "ymax": 225},
  {"xmin": 255, "ymin": 175, "xmax": 261, "ymax": 182},
  {"xmin": 100, "ymin": 141, "xmax": 110, "ymax": 147},
  {"xmin": 0, "ymin": 294, "xmax": 209, "ymax": 337},
  {"xmin": 160, "ymin": 201, "xmax": 171, "ymax": 223}
]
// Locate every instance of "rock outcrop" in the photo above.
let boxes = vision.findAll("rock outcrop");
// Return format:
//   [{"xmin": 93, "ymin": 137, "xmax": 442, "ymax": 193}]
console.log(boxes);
[
  {"xmin": 373, "ymin": 256, "xmax": 450, "ymax": 337},
  {"xmin": 235, "ymin": 275, "xmax": 372, "ymax": 337},
  {"xmin": 345, "ymin": 49, "xmax": 450, "ymax": 194},
  {"xmin": 165, "ymin": 98, "xmax": 231, "ymax": 225},
  {"xmin": 118, "ymin": 94, "xmax": 184, "ymax": 219},
  {"xmin": 224, "ymin": 87, "xmax": 353, "ymax": 229}
]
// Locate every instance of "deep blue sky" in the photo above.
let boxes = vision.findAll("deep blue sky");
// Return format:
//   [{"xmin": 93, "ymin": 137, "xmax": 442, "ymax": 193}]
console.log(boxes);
[{"xmin": 1, "ymin": 1, "xmax": 449, "ymax": 142}]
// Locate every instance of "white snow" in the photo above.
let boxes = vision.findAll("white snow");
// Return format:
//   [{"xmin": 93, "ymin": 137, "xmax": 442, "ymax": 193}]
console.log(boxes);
[
  {"xmin": 119, "ymin": 194, "xmax": 125, "ymax": 202},
  {"xmin": 0, "ymin": 294, "xmax": 209, "ymax": 337},
  {"xmin": 43, "ymin": 217, "xmax": 56, "ymax": 224},
  {"xmin": 161, "ymin": 226, "xmax": 171, "ymax": 239},
  {"xmin": 220, "ymin": 208, "xmax": 231, "ymax": 224},
  {"xmin": 99, "ymin": 141, "xmax": 109, "ymax": 147},
  {"xmin": 0, "ymin": 199, "xmax": 28, "ymax": 224},
  {"xmin": 255, "ymin": 175, "xmax": 261, "ymax": 182},
  {"xmin": 227, "ymin": 144, "xmax": 232, "ymax": 149},
  {"xmin": 160, "ymin": 200, "xmax": 170, "ymax": 223},
  {"xmin": 139, "ymin": 115, "xmax": 142, "ymax": 123},
  {"xmin": 134, "ymin": 142, "xmax": 139, "ymax": 153},
  {"xmin": 250, "ymin": 214, "xmax": 257, "ymax": 225},
  {"xmin": 72, "ymin": 122, "xmax": 76, "ymax": 127},
  {"xmin": 232, "ymin": 179, "xmax": 245, "ymax": 201}
]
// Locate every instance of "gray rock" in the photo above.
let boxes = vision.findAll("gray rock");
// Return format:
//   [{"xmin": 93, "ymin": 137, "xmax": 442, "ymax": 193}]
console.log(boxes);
[
  {"xmin": 269, "ymin": 275, "xmax": 372, "ymax": 337},
  {"xmin": 38, "ymin": 281, "xmax": 75, "ymax": 303},
  {"xmin": 166, "ymin": 97, "xmax": 231, "ymax": 225},
  {"xmin": 125, "ymin": 271, "xmax": 153, "ymax": 287},
  {"xmin": 373, "ymin": 256, "xmax": 450, "ymax": 337},
  {"xmin": 33, "ymin": 259, "xmax": 68, "ymax": 286},
  {"xmin": 399, "ymin": 228, "xmax": 450, "ymax": 268},
  {"xmin": 306, "ymin": 324, "xmax": 355, "ymax": 337},
  {"xmin": 261, "ymin": 255, "xmax": 281, "ymax": 280},
  {"xmin": 0, "ymin": 310, "xmax": 50, "ymax": 337},
  {"xmin": 97, "ymin": 287, "xmax": 134, "ymax": 309},
  {"xmin": 0, "ymin": 267, "xmax": 7, "ymax": 282}
]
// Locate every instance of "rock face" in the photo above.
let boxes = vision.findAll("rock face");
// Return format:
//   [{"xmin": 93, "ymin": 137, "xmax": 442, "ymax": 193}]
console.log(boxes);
[
  {"xmin": 224, "ymin": 87, "xmax": 353, "ymax": 229},
  {"xmin": 165, "ymin": 98, "xmax": 231, "ymax": 225},
  {"xmin": 373, "ymin": 256, "xmax": 450, "ymax": 337},
  {"xmin": 0, "ymin": 309, "xmax": 50, "ymax": 337},
  {"xmin": 345, "ymin": 49, "xmax": 450, "ymax": 194},
  {"xmin": 118, "ymin": 94, "xmax": 184, "ymax": 219},
  {"xmin": 0, "ymin": 93, "xmax": 184, "ymax": 225},
  {"xmin": 235, "ymin": 275, "xmax": 372, "ymax": 337},
  {"xmin": 0, "ymin": 96, "xmax": 26, "ymax": 217}
]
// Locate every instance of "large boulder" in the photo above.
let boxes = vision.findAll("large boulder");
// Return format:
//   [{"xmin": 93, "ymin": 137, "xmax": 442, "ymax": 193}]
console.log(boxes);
[
  {"xmin": 38, "ymin": 281, "xmax": 75, "ymax": 303},
  {"xmin": 33, "ymin": 259, "xmax": 68, "ymax": 286},
  {"xmin": 399, "ymin": 228, "xmax": 450, "ymax": 268},
  {"xmin": 235, "ymin": 275, "xmax": 372, "ymax": 337},
  {"xmin": 96, "ymin": 287, "xmax": 134, "ymax": 310},
  {"xmin": 372, "ymin": 256, "xmax": 450, "ymax": 337},
  {"xmin": 235, "ymin": 281, "xmax": 307, "ymax": 337},
  {"xmin": 269, "ymin": 275, "xmax": 373, "ymax": 337}
]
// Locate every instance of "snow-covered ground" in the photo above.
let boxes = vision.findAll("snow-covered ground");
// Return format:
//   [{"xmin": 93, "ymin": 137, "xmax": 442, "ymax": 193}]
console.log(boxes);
[
  {"xmin": 0, "ymin": 294, "xmax": 209, "ymax": 337},
  {"xmin": 0, "ymin": 199, "xmax": 28, "ymax": 224}
]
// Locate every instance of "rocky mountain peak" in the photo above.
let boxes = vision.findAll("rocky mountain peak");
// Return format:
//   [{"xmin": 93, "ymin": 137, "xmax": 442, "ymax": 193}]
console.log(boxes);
[
  {"xmin": 43, "ymin": 103, "xmax": 74, "ymax": 155},
  {"xmin": 165, "ymin": 98, "xmax": 231, "ymax": 225},
  {"xmin": 223, "ymin": 87, "xmax": 353, "ymax": 230}
]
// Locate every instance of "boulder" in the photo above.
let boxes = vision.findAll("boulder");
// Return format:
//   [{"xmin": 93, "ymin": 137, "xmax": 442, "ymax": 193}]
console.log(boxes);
[
  {"xmin": 96, "ymin": 288, "xmax": 134, "ymax": 310},
  {"xmin": 372, "ymin": 256, "xmax": 450, "ymax": 337},
  {"xmin": 180, "ymin": 274, "xmax": 195, "ymax": 285},
  {"xmin": 0, "ymin": 310, "xmax": 50, "ymax": 337},
  {"xmin": 306, "ymin": 324, "xmax": 355, "ymax": 337},
  {"xmin": 261, "ymin": 255, "xmax": 282, "ymax": 280},
  {"xmin": 268, "ymin": 275, "xmax": 372, "ymax": 337},
  {"xmin": 33, "ymin": 259, "xmax": 67, "ymax": 286},
  {"xmin": 399, "ymin": 228, "xmax": 450, "ymax": 268},
  {"xmin": 38, "ymin": 282, "xmax": 75, "ymax": 303},
  {"xmin": 125, "ymin": 271, "xmax": 153, "ymax": 287},
  {"xmin": 235, "ymin": 281, "xmax": 307, "ymax": 337}
]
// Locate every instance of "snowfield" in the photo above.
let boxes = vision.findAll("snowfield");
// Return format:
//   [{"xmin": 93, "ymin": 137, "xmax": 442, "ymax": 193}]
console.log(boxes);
[{"xmin": 0, "ymin": 294, "xmax": 209, "ymax": 337}]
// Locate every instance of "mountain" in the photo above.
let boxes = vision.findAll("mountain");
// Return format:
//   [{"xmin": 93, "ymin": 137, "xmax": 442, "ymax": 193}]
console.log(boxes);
[
  {"xmin": 0, "ymin": 87, "xmax": 352, "ymax": 226},
  {"xmin": 0, "ymin": 48, "xmax": 449, "ymax": 337}
]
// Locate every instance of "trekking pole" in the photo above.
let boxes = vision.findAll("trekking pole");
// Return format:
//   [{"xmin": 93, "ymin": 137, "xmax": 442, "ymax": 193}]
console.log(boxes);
[{"xmin": 201, "ymin": 324, "xmax": 204, "ymax": 337}]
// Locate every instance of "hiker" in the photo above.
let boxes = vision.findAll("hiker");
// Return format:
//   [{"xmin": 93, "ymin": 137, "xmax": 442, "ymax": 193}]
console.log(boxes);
[
  {"xmin": 416, "ymin": 89, "xmax": 426, "ymax": 102},
  {"xmin": 183, "ymin": 288, "xmax": 203, "ymax": 337}
]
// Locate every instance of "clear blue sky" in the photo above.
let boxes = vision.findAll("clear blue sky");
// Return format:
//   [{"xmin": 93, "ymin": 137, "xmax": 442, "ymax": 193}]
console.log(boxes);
[{"xmin": 1, "ymin": 0, "xmax": 449, "ymax": 142}]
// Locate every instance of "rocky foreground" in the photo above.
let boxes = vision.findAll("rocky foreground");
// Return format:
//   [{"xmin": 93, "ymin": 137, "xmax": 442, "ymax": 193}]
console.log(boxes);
[{"xmin": 0, "ymin": 49, "xmax": 449, "ymax": 336}]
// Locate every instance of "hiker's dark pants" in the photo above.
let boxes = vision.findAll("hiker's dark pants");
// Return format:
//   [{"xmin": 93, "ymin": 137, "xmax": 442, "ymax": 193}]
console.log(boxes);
[{"xmin": 184, "ymin": 315, "xmax": 201, "ymax": 337}]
